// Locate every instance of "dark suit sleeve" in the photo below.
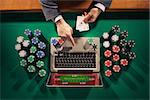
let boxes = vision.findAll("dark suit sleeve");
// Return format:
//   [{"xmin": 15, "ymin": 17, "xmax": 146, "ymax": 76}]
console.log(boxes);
[
  {"xmin": 39, "ymin": 0, "xmax": 60, "ymax": 22},
  {"xmin": 93, "ymin": 0, "xmax": 112, "ymax": 7}
]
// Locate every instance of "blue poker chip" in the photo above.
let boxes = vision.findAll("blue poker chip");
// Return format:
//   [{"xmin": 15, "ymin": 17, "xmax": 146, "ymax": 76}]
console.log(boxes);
[
  {"xmin": 31, "ymin": 37, "xmax": 39, "ymax": 45},
  {"xmin": 24, "ymin": 29, "xmax": 32, "ymax": 36},
  {"xmin": 34, "ymin": 29, "xmax": 41, "ymax": 37},
  {"xmin": 36, "ymin": 51, "xmax": 45, "ymax": 58},
  {"xmin": 38, "ymin": 42, "xmax": 46, "ymax": 49},
  {"xmin": 51, "ymin": 39, "xmax": 58, "ymax": 45}
]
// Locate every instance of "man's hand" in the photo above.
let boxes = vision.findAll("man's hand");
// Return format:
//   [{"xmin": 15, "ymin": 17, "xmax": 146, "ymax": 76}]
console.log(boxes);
[
  {"xmin": 84, "ymin": 8, "xmax": 101, "ymax": 23},
  {"xmin": 56, "ymin": 18, "xmax": 75, "ymax": 46}
]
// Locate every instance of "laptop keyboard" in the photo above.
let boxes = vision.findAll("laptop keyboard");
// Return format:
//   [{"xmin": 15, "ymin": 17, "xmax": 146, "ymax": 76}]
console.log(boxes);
[{"xmin": 54, "ymin": 52, "xmax": 96, "ymax": 68}]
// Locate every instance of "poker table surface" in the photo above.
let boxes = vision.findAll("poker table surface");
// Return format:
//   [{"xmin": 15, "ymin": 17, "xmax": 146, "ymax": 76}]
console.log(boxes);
[{"xmin": 1, "ymin": 11, "xmax": 149, "ymax": 100}]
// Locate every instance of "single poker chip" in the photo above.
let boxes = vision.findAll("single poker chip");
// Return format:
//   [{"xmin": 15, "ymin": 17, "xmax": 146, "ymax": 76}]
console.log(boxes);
[
  {"xmin": 103, "ymin": 41, "xmax": 110, "ymax": 48},
  {"xmin": 27, "ymin": 55, "xmax": 35, "ymax": 63},
  {"xmin": 112, "ymin": 45, "xmax": 120, "ymax": 53},
  {"xmin": 113, "ymin": 65, "xmax": 121, "ymax": 72},
  {"xmin": 36, "ymin": 60, "xmax": 44, "ymax": 68},
  {"xmin": 87, "ymin": 38, "xmax": 94, "ymax": 45},
  {"xmin": 34, "ymin": 29, "xmax": 41, "ymax": 37},
  {"xmin": 20, "ymin": 59, "xmax": 27, "ymax": 67},
  {"xmin": 30, "ymin": 46, "xmax": 37, "ymax": 54},
  {"xmin": 102, "ymin": 32, "xmax": 109, "ymax": 39},
  {"xmin": 120, "ymin": 59, "xmax": 128, "ymax": 66},
  {"xmin": 119, "ymin": 39, "xmax": 127, "ymax": 47},
  {"xmin": 17, "ymin": 36, "xmax": 24, "ymax": 43},
  {"xmin": 24, "ymin": 29, "xmax": 32, "ymax": 36},
  {"xmin": 27, "ymin": 65, "xmax": 36, "ymax": 73},
  {"xmin": 127, "ymin": 40, "xmax": 135, "ymax": 48},
  {"xmin": 38, "ymin": 69, "xmax": 46, "ymax": 77},
  {"xmin": 128, "ymin": 52, "xmax": 136, "ymax": 60},
  {"xmin": 112, "ymin": 25, "xmax": 120, "ymax": 32},
  {"xmin": 120, "ymin": 30, "xmax": 128, "ymax": 38},
  {"xmin": 51, "ymin": 38, "xmax": 58, "ymax": 45},
  {"xmin": 38, "ymin": 42, "xmax": 46, "ymax": 49},
  {"xmin": 104, "ymin": 60, "xmax": 112, "ymax": 67},
  {"xmin": 58, "ymin": 38, "xmax": 65, "ymax": 45},
  {"xmin": 31, "ymin": 37, "xmax": 39, "ymax": 45},
  {"xmin": 111, "ymin": 34, "xmax": 119, "ymax": 42},
  {"xmin": 22, "ymin": 40, "xmax": 30, "ymax": 47},
  {"xmin": 105, "ymin": 69, "xmax": 112, "ymax": 77},
  {"xmin": 36, "ymin": 51, "xmax": 45, "ymax": 58},
  {"xmin": 121, "ymin": 48, "xmax": 128, "ymax": 55},
  {"xmin": 104, "ymin": 50, "xmax": 112, "ymax": 58},
  {"xmin": 113, "ymin": 54, "xmax": 120, "ymax": 62},
  {"xmin": 15, "ymin": 44, "xmax": 21, "ymax": 51},
  {"xmin": 19, "ymin": 50, "xmax": 27, "ymax": 57}
]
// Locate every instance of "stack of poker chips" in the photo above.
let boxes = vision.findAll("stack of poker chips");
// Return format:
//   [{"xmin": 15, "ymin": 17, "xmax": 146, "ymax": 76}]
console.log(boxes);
[
  {"xmin": 15, "ymin": 29, "xmax": 47, "ymax": 78},
  {"xmin": 101, "ymin": 25, "xmax": 136, "ymax": 78}
]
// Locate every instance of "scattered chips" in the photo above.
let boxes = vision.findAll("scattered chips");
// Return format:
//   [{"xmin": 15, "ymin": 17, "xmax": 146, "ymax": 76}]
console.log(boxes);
[
  {"xmin": 30, "ymin": 46, "xmax": 37, "ymax": 54},
  {"xmin": 38, "ymin": 69, "xmax": 46, "ymax": 77},
  {"xmin": 22, "ymin": 40, "xmax": 30, "ymax": 47},
  {"xmin": 128, "ymin": 52, "xmax": 136, "ymax": 60},
  {"xmin": 36, "ymin": 51, "xmax": 45, "ymax": 58},
  {"xmin": 112, "ymin": 45, "xmax": 120, "ymax": 53},
  {"xmin": 36, "ymin": 60, "xmax": 44, "ymax": 68},
  {"xmin": 103, "ymin": 41, "xmax": 110, "ymax": 48},
  {"xmin": 113, "ymin": 65, "xmax": 121, "ymax": 72},
  {"xmin": 17, "ymin": 36, "xmax": 24, "ymax": 43},
  {"xmin": 15, "ymin": 44, "xmax": 21, "ymax": 51},
  {"xmin": 102, "ymin": 32, "xmax": 109, "ymax": 39},
  {"xmin": 104, "ymin": 60, "xmax": 112, "ymax": 67},
  {"xmin": 20, "ymin": 59, "xmax": 27, "ymax": 67},
  {"xmin": 111, "ymin": 34, "xmax": 119, "ymax": 42},
  {"xmin": 24, "ymin": 29, "xmax": 32, "ymax": 36},
  {"xmin": 112, "ymin": 25, "xmax": 120, "ymax": 32},
  {"xmin": 105, "ymin": 69, "xmax": 112, "ymax": 77},
  {"xmin": 27, "ymin": 65, "xmax": 36, "ymax": 72},
  {"xmin": 104, "ymin": 50, "xmax": 112, "ymax": 58},
  {"xmin": 120, "ymin": 59, "xmax": 128, "ymax": 66},
  {"xmin": 113, "ymin": 54, "xmax": 120, "ymax": 62},
  {"xmin": 38, "ymin": 42, "xmax": 46, "ymax": 49},
  {"xmin": 34, "ymin": 29, "xmax": 41, "ymax": 37},
  {"xmin": 27, "ymin": 55, "xmax": 35, "ymax": 63},
  {"xmin": 31, "ymin": 37, "xmax": 39, "ymax": 45},
  {"xmin": 19, "ymin": 50, "xmax": 27, "ymax": 57}
]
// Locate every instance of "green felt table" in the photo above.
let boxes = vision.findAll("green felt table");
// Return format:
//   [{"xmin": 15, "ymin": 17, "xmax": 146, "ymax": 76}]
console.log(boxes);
[{"xmin": 1, "ymin": 11, "xmax": 149, "ymax": 100}]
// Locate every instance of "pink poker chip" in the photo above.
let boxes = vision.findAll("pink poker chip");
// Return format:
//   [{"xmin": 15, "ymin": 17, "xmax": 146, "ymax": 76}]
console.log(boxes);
[
  {"xmin": 104, "ymin": 60, "xmax": 112, "ymax": 67},
  {"xmin": 113, "ymin": 54, "xmax": 120, "ymax": 61},
  {"xmin": 112, "ymin": 45, "xmax": 120, "ymax": 53},
  {"xmin": 104, "ymin": 50, "xmax": 112, "ymax": 58},
  {"xmin": 113, "ymin": 65, "xmax": 121, "ymax": 72},
  {"xmin": 105, "ymin": 70, "xmax": 112, "ymax": 77},
  {"xmin": 120, "ymin": 59, "xmax": 128, "ymax": 66}
]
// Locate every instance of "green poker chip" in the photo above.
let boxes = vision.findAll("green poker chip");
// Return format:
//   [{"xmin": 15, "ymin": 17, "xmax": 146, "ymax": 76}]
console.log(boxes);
[
  {"xmin": 30, "ymin": 46, "xmax": 37, "ymax": 54},
  {"xmin": 27, "ymin": 65, "xmax": 36, "ymax": 72},
  {"xmin": 36, "ymin": 60, "xmax": 44, "ymax": 68},
  {"xmin": 88, "ymin": 38, "xmax": 93, "ymax": 45},
  {"xmin": 20, "ymin": 59, "xmax": 27, "ymax": 67},
  {"xmin": 38, "ymin": 69, "xmax": 46, "ymax": 77},
  {"xmin": 27, "ymin": 55, "xmax": 35, "ymax": 63}
]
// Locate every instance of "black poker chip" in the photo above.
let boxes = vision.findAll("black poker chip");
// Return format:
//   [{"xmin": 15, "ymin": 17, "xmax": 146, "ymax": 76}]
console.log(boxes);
[
  {"xmin": 121, "ymin": 48, "xmax": 129, "ymax": 55},
  {"xmin": 127, "ymin": 40, "xmax": 135, "ymax": 48},
  {"xmin": 119, "ymin": 39, "xmax": 127, "ymax": 47},
  {"xmin": 112, "ymin": 25, "xmax": 120, "ymax": 33},
  {"xmin": 120, "ymin": 31, "xmax": 128, "ymax": 39},
  {"xmin": 128, "ymin": 52, "xmax": 136, "ymax": 60}
]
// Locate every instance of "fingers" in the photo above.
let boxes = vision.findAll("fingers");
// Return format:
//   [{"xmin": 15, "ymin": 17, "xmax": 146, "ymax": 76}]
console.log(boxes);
[{"xmin": 67, "ymin": 34, "xmax": 76, "ymax": 46}]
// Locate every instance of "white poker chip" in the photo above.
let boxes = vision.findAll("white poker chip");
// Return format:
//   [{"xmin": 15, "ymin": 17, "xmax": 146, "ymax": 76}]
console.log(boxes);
[
  {"xmin": 22, "ymin": 40, "xmax": 30, "ymax": 47},
  {"xmin": 102, "ymin": 32, "xmax": 109, "ymax": 39},
  {"xmin": 19, "ymin": 50, "xmax": 27, "ymax": 57},
  {"xmin": 15, "ymin": 44, "xmax": 21, "ymax": 51},
  {"xmin": 17, "ymin": 36, "xmax": 24, "ymax": 43},
  {"xmin": 111, "ymin": 35, "xmax": 119, "ymax": 42},
  {"xmin": 103, "ymin": 41, "xmax": 110, "ymax": 48}
]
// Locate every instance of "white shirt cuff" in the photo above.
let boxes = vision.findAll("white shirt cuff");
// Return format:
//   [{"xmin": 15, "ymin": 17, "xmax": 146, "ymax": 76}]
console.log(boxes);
[
  {"xmin": 54, "ymin": 15, "xmax": 63, "ymax": 23},
  {"xmin": 94, "ymin": 3, "xmax": 106, "ymax": 12}
]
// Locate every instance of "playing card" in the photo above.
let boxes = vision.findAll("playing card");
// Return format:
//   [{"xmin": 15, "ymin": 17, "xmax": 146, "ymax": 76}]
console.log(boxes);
[{"xmin": 76, "ymin": 16, "xmax": 89, "ymax": 32}]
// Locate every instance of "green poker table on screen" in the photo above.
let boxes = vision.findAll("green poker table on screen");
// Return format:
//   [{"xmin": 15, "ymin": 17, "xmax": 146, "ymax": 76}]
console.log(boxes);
[{"xmin": 1, "ymin": 11, "xmax": 149, "ymax": 100}]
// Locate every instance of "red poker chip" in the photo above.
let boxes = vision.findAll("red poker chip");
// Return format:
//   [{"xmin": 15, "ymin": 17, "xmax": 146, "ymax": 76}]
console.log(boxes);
[
  {"xmin": 105, "ymin": 70, "xmax": 112, "ymax": 77},
  {"xmin": 58, "ymin": 39, "xmax": 64, "ymax": 45},
  {"xmin": 113, "ymin": 54, "xmax": 120, "ymax": 61},
  {"xmin": 120, "ymin": 59, "xmax": 128, "ymax": 66},
  {"xmin": 104, "ymin": 50, "xmax": 112, "ymax": 58},
  {"xmin": 104, "ymin": 60, "xmax": 112, "ymax": 67},
  {"xmin": 113, "ymin": 65, "xmax": 121, "ymax": 72},
  {"xmin": 112, "ymin": 45, "xmax": 120, "ymax": 53}
]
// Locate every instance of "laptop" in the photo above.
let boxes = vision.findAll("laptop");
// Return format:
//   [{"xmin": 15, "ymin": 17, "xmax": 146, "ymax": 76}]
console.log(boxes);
[{"xmin": 46, "ymin": 37, "xmax": 103, "ymax": 87}]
